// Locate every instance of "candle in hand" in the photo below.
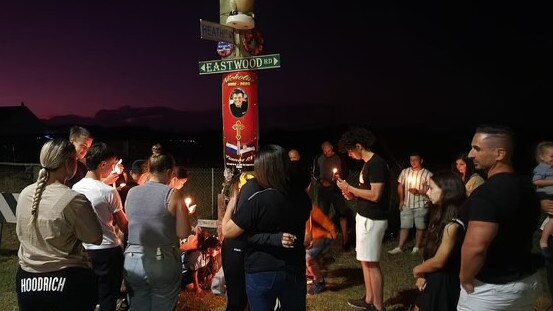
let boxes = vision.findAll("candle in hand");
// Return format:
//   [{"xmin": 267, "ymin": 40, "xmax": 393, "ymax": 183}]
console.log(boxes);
[
  {"xmin": 332, "ymin": 168, "xmax": 338, "ymax": 179},
  {"xmin": 113, "ymin": 159, "xmax": 123, "ymax": 174},
  {"xmin": 184, "ymin": 197, "xmax": 196, "ymax": 213},
  {"xmin": 407, "ymin": 176, "xmax": 414, "ymax": 188}
]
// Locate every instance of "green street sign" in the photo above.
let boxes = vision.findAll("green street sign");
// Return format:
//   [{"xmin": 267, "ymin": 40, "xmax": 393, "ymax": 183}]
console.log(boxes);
[{"xmin": 199, "ymin": 54, "xmax": 281, "ymax": 75}]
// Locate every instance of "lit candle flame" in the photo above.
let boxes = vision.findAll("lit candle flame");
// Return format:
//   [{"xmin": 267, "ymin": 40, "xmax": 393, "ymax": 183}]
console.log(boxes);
[
  {"xmin": 332, "ymin": 168, "xmax": 338, "ymax": 174},
  {"xmin": 113, "ymin": 159, "xmax": 123, "ymax": 174},
  {"xmin": 407, "ymin": 176, "xmax": 415, "ymax": 187},
  {"xmin": 184, "ymin": 197, "xmax": 195, "ymax": 213}
]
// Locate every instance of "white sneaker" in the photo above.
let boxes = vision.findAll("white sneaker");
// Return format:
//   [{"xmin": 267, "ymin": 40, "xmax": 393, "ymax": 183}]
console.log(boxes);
[
  {"xmin": 388, "ymin": 247, "xmax": 403, "ymax": 254},
  {"xmin": 411, "ymin": 247, "xmax": 420, "ymax": 254}
]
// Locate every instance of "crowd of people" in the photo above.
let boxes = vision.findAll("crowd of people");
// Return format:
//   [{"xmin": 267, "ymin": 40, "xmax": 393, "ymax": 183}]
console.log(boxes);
[{"xmin": 13, "ymin": 124, "xmax": 552, "ymax": 311}]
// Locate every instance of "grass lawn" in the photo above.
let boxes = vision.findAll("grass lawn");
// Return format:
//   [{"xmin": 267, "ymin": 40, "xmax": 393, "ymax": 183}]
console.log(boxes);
[{"xmin": 2, "ymin": 222, "xmax": 551, "ymax": 311}]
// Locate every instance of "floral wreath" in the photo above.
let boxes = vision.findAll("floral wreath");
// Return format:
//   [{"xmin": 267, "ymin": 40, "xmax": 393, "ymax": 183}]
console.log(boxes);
[{"xmin": 242, "ymin": 29, "xmax": 263, "ymax": 56}]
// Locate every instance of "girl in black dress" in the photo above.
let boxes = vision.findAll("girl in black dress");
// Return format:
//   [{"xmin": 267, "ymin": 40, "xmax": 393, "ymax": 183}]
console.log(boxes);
[{"xmin": 412, "ymin": 171, "xmax": 466, "ymax": 311}]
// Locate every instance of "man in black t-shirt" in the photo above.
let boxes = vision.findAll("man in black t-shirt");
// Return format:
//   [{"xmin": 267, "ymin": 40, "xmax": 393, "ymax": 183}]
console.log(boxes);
[
  {"xmin": 336, "ymin": 128, "xmax": 390, "ymax": 311},
  {"xmin": 457, "ymin": 125, "xmax": 540, "ymax": 310}
]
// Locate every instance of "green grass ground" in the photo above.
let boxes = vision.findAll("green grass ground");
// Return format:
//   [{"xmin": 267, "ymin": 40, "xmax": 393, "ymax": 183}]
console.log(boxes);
[
  {"xmin": 2, "ymin": 223, "xmax": 551, "ymax": 311},
  {"xmin": 180, "ymin": 234, "xmax": 552, "ymax": 311}
]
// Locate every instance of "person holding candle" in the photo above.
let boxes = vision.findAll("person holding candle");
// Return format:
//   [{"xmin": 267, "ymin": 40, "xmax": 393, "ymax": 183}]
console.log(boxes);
[
  {"xmin": 123, "ymin": 144, "xmax": 192, "ymax": 310},
  {"xmin": 312, "ymin": 141, "xmax": 351, "ymax": 250},
  {"xmin": 72, "ymin": 142, "xmax": 128, "ymax": 311},
  {"xmin": 389, "ymin": 152, "xmax": 433, "ymax": 255},
  {"xmin": 65, "ymin": 126, "xmax": 125, "ymax": 189},
  {"xmin": 169, "ymin": 166, "xmax": 188, "ymax": 190},
  {"xmin": 335, "ymin": 127, "xmax": 391, "ymax": 311}
]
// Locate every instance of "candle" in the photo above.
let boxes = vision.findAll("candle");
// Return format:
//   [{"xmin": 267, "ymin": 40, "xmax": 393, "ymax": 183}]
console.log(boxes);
[
  {"xmin": 184, "ymin": 197, "xmax": 196, "ymax": 213},
  {"xmin": 332, "ymin": 168, "xmax": 338, "ymax": 177},
  {"xmin": 113, "ymin": 159, "xmax": 123, "ymax": 174},
  {"xmin": 407, "ymin": 176, "xmax": 414, "ymax": 188}
]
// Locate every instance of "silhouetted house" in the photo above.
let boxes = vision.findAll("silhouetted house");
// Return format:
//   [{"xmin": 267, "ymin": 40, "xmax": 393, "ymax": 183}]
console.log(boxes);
[{"xmin": 0, "ymin": 104, "xmax": 47, "ymax": 162}]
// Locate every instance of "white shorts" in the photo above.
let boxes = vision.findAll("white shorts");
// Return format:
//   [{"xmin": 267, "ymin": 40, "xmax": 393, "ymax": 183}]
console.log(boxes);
[
  {"xmin": 355, "ymin": 214, "xmax": 388, "ymax": 262},
  {"xmin": 457, "ymin": 273, "xmax": 539, "ymax": 311}
]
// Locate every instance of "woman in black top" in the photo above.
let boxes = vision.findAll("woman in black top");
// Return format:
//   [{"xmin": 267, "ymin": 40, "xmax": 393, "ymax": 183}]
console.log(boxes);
[{"xmin": 223, "ymin": 145, "xmax": 311, "ymax": 311}]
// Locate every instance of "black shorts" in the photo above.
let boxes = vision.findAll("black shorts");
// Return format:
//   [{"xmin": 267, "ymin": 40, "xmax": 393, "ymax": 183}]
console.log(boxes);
[{"xmin": 16, "ymin": 266, "xmax": 98, "ymax": 311}]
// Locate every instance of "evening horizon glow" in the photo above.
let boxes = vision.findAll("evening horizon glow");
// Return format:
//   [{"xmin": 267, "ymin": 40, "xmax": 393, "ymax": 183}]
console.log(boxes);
[{"xmin": 0, "ymin": 1, "xmax": 549, "ymax": 126}]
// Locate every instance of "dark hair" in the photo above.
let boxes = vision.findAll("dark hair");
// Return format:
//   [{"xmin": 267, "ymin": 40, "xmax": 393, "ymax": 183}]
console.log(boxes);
[
  {"xmin": 424, "ymin": 171, "xmax": 466, "ymax": 259},
  {"xmin": 85, "ymin": 143, "xmax": 116, "ymax": 170},
  {"xmin": 409, "ymin": 152, "xmax": 422, "ymax": 158},
  {"xmin": 148, "ymin": 143, "xmax": 175, "ymax": 174},
  {"xmin": 338, "ymin": 127, "xmax": 376, "ymax": 153},
  {"xmin": 451, "ymin": 152, "xmax": 476, "ymax": 184},
  {"xmin": 131, "ymin": 159, "xmax": 147, "ymax": 175},
  {"xmin": 174, "ymin": 166, "xmax": 188, "ymax": 179},
  {"xmin": 254, "ymin": 144, "xmax": 291, "ymax": 193},
  {"xmin": 231, "ymin": 88, "xmax": 245, "ymax": 97},
  {"xmin": 201, "ymin": 235, "xmax": 221, "ymax": 252},
  {"xmin": 69, "ymin": 126, "xmax": 92, "ymax": 141},
  {"xmin": 475, "ymin": 124, "xmax": 515, "ymax": 153}
]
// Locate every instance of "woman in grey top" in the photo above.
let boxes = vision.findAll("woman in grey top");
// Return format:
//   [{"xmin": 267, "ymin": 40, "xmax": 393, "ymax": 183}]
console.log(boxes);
[
  {"xmin": 124, "ymin": 144, "xmax": 191, "ymax": 311},
  {"xmin": 16, "ymin": 139, "xmax": 103, "ymax": 311}
]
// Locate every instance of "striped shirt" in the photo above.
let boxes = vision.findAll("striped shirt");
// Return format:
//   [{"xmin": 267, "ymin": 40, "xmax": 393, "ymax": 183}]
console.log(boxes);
[{"xmin": 398, "ymin": 167, "xmax": 432, "ymax": 209}]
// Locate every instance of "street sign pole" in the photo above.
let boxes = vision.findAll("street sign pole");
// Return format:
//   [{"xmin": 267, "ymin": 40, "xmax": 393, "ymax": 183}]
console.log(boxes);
[{"xmin": 198, "ymin": 2, "xmax": 283, "ymax": 232}]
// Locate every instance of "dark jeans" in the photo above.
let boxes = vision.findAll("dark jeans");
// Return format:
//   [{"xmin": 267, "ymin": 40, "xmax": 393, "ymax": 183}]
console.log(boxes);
[
  {"xmin": 16, "ymin": 266, "xmax": 98, "ymax": 311},
  {"xmin": 543, "ymin": 235, "xmax": 553, "ymax": 299},
  {"xmin": 88, "ymin": 247, "xmax": 124, "ymax": 311},
  {"xmin": 222, "ymin": 239, "xmax": 249, "ymax": 311},
  {"xmin": 246, "ymin": 270, "xmax": 306, "ymax": 311}
]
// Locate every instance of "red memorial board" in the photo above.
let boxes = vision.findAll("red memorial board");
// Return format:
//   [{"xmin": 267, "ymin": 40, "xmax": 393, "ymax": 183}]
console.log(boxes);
[{"xmin": 222, "ymin": 71, "xmax": 258, "ymax": 170}]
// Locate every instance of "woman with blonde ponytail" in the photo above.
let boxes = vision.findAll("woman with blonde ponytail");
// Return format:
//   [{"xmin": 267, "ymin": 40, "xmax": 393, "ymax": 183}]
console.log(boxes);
[{"xmin": 15, "ymin": 138, "xmax": 103, "ymax": 311}]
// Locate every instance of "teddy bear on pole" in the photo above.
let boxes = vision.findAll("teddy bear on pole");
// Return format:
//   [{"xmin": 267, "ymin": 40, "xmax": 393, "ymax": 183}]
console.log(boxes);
[{"xmin": 226, "ymin": 0, "xmax": 255, "ymax": 29}]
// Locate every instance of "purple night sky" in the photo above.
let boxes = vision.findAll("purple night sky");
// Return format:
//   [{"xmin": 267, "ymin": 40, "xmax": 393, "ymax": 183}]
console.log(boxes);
[{"xmin": 0, "ymin": 1, "xmax": 550, "ymax": 127}]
